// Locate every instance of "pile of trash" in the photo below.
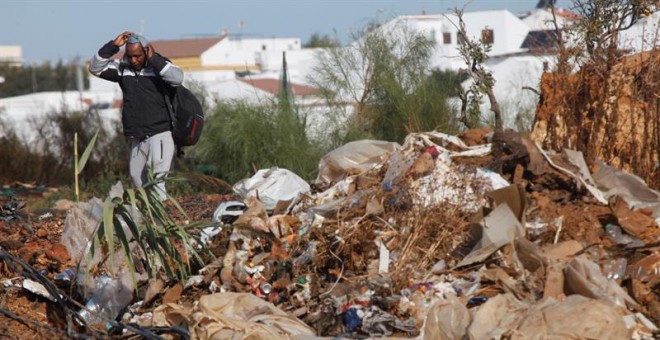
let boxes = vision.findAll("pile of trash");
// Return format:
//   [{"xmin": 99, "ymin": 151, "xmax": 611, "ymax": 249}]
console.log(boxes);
[{"xmin": 4, "ymin": 129, "xmax": 659, "ymax": 339}]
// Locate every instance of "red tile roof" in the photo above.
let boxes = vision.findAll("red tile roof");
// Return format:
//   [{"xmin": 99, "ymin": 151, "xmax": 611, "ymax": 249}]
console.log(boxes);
[
  {"xmin": 110, "ymin": 35, "xmax": 226, "ymax": 60},
  {"xmin": 238, "ymin": 78, "xmax": 319, "ymax": 96},
  {"xmin": 553, "ymin": 9, "xmax": 580, "ymax": 20},
  {"xmin": 151, "ymin": 35, "xmax": 226, "ymax": 58}
]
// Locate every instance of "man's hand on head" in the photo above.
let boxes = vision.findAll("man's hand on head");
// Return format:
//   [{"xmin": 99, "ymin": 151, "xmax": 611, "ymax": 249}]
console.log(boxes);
[{"xmin": 113, "ymin": 31, "xmax": 132, "ymax": 47}]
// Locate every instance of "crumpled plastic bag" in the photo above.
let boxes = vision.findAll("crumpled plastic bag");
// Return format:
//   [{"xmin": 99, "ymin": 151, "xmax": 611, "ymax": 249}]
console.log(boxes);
[
  {"xmin": 467, "ymin": 293, "xmax": 629, "ymax": 340},
  {"xmin": 360, "ymin": 305, "xmax": 418, "ymax": 337},
  {"xmin": 152, "ymin": 292, "xmax": 315, "ymax": 339},
  {"xmin": 61, "ymin": 197, "xmax": 103, "ymax": 265},
  {"xmin": 468, "ymin": 293, "xmax": 530, "ymax": 340},
  {"xmin": 315, "ymin": 140, "xmax": 400, "ymax": 188},
  {"xmin": 421, "ymin": 295, "xmax": 470, "ymax": 340},
  {"xmin": 564, "ymin": 256, "xmax": 638, "ymax": 309},
  {"xmin": 514, "ymin": 295, "xmax": 630, "ymax": 339},
  {"xmin": 234, "ymin": 167, "xmax": 310, "ymax": 212}
]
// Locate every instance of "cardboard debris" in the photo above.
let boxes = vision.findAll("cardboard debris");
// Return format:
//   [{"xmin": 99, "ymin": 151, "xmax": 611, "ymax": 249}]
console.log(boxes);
[
  {"xmin": 542, "ymin": 240, "xmax": 583, "ymax": 262},
  {"xmin": 484, "ymin": 184, "xmax": 527, "ymax": 223},
  {"xmin": 456, "ymin": 203, "xmax": 525, "ymax": 268},
  {"xmin": 611, "ymin": 197, "xmax": 659, "ymax": 242},
  {"xmin": 535, "ymin": 145, "xmax": 609, "ymax": 204},
  {"xmin": 594, "ymin": 160, "xmax": 660, "ymax": 224}
]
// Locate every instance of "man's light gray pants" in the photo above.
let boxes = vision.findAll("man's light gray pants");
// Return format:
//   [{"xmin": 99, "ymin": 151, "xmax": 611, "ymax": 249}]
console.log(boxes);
[{"xmin": 128, "ymin": 131, "xmax": 174, "ymax": 200}]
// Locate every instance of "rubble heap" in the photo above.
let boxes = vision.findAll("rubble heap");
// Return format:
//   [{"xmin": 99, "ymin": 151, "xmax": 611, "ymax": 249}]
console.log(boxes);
[{"xmin": 1, "ymin": 129, "xmax": 659, "ymax": 339}]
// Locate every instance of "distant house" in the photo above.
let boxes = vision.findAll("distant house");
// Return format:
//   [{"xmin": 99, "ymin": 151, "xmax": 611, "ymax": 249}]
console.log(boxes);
[
  {"xmin": 370, "ymin": 10, "xmax": 531, "ymax": 70},
  {"xmin": 0, "ymin": 91, "xmax": 118, "ymax": 141},
  {"xmin": 89, "ymin": 34, "xmax": 303, "ymax": 91},
  {"xmin": 0, "ymin": 45, "xmax": 23, "ymax": 67},
  {"xmin": 519, "ymin": 8, "xmax": 579, "ymax": 51},
  {"xmin": 202, "ymin": 76, "xmax": 321, "ymax": 104}
]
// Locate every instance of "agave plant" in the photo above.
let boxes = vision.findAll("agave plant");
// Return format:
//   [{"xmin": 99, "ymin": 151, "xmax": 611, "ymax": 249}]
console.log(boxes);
[{"xmin": 88, "ymin": 176, "xmax": 205, "ymax": 283}]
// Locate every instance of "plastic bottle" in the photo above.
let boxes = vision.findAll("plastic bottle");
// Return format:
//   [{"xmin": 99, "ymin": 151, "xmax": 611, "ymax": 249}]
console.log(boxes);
[
  {"xmin": 54, "ymin": 268, "xmax": 75, "ymax": 282},
  {"xmin": 78, "ymin": 276, "xmax": 134, "ymax": 326}
]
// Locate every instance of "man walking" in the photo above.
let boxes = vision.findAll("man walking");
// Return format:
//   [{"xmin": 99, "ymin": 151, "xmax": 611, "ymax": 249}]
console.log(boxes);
[{"xmin": 89, "ymin": 32, "xmax": 183, "ymax": 200}]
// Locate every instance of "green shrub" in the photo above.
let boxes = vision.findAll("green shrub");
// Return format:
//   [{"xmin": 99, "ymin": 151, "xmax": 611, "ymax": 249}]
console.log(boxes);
[{"xmin": 193, "ymin": 99, "xmax": 325, "ymax": 183}]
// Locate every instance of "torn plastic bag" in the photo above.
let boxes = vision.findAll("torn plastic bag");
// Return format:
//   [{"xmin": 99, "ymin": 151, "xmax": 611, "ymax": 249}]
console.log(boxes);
[
  {"xmin": 360, "ymin": 305, "xmax": 418, "ymax": 337},
  {"xmin": 78, "ymin": 274, "xmax": 135, "ymax": 326},
  {"xmin": 564, "ymin": 256, "xmax": 638, "ymax": 309},
  {"xmin": 468, "ymin": 294, "xmax": 629, "ymax": 340},
  {"xmin": 152, "ymin": 292, "xmax": 316, "ymax": 339},
  {"xmin": 61, "ymin": 197, "xmax": 103, "ymax": 265},
  {"xmin": 421, "ymin": 295, "xmax": 470, "ymax": 340},
  {"xmin": 212, "ymin": 200, "xmax": 246, "ymax": 224},
  {"xmin": 467, "ymin": 293, "xmax": 530, "ymax": 340},
  {"xmin": 534, "ymin": 145, "xmax": 609, "ymax": 204},
  {"xmin": 233, "ymin": 167, "xmax": 310, "ymax": 212},
  {"xmin": 593, "ymin": 160, "xmax": 660, "ymax": 224},
  {"xmin": 315, "ymin": 140, "xmax": 400, "ymax": 188},
  {"xmin": 515, "ymin": 295, "xmax": 629, "ymax": 339}
]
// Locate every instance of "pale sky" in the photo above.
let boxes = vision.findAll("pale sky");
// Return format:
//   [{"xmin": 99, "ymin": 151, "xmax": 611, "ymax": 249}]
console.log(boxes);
[{"xmin": 1, "ymin": 0, "xmax": 573, "ymax": 64}]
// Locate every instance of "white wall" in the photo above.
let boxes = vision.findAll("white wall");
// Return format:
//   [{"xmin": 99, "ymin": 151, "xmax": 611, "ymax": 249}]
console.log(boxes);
[
  {"xmin": 201, "ymin": 37, "xmax": 301, "ymax": 67},
  {"xmin": 256, "ymin": 48, "xmax": 323, "ymax": 83},
  {"xmin": 619, "ymin": 12, "xmax": 660, "ymax": 53},
  {"xmin": 461, "ymin": 10, "xmax": 530, "ymax": 56},
  {"xmin": 204, "ymin": 79, "xmax": 274, "ymax": 103},
  {"xmin": 0, "ymin": 91, "xmax": 118, "ymax": 141},
  {"xmin": 521, "ymin": 9, "xmax": 575, "ymax": 31},
  {"xmin": 185, "ymin": 69, "xmax": 237, "ymax": 86},
  {"xmin": 374, "ymin": 11, "xmax": 530, "ymax": 71}
]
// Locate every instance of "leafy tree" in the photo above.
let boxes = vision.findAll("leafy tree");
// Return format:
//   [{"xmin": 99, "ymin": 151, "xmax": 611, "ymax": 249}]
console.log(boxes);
[
  {"xmin": 0, "ymin": 59, "xmax": 89, "ymax": 98},
  {"xmin": 451, "ymin": 8, "xmax": 503, "ymax": 132},
  {"xmin": 309, "ymin": 20, "xmax": 460, "ymax": 144},
  {"xmin": 303, "ymin": 32, "xmax": 341, "ymax": 48}
]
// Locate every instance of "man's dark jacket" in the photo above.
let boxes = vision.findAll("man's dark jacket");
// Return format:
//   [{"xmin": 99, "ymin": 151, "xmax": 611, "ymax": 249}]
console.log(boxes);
[{"xmin": 89, "ymin": 41, "xmax": 184, "ymax": 137}]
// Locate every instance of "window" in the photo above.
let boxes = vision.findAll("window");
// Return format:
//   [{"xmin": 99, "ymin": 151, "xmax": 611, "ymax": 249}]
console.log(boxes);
[
  {"xmin": 443, "ymin": 32, "xmax": 451, "ymax": 44},
  {"xmin": 262, "ymin": 44, "xmax": 267, "ymax": 51},
  {"xmin": 481, "ymin": 28, "xmax": 494, "ymax": 45}
]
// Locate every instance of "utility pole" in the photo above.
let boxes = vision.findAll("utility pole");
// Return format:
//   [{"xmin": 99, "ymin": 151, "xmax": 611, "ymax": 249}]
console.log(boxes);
[
  {"xmin": 76, "ymin": 58, "xmax": 84, "ymax": 110},
  {"xmin": 31, "ymin": 61, "xmax": 37, "ymax": 93}
]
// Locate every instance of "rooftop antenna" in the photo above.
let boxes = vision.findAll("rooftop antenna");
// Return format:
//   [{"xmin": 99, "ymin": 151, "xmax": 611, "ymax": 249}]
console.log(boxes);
[{"xmin": 239, "ymin": 20, "xmax": 245, "ymax": 39}]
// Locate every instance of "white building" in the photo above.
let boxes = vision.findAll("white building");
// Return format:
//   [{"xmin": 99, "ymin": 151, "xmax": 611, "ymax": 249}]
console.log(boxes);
[
  {"xmin": 0, "ymin": 45, "xmax": 23, "ymax": 67},
  {"xmin": 618, "ymin": 11, "xmax": 660, "ymax": 53},
  {"xmin": 0, "ymin": 90, "xmax": 118, "ymax": 141}
]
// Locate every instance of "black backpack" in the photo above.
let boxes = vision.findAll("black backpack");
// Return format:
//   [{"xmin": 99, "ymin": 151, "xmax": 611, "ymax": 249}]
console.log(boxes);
[{"xmin": 163, "ymin": 85, "xmax": 205, "ymax": 147}]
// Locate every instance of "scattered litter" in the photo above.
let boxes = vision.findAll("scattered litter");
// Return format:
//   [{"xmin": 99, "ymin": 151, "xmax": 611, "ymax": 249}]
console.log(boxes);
[
  {"xmin": 3, "ymin": 128, "xmax": 660, "ymax": 338},
  {"xmin": 22, "ymin": 279, "xmax": 59, "ymax": 302}
]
